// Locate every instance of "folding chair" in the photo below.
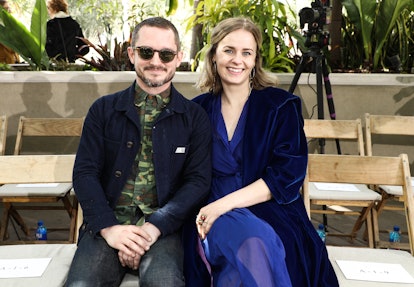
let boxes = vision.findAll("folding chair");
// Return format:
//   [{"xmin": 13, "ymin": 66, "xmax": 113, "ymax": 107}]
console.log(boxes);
[
  {"xmin": 303, "ymin": 119, "xmax": 376, "ymax": 243},
  {"xmin": 365, "ymin": 113, "xmax": 414, "ymax": 249},
  {"xmin": 0, "ymin": 154, "xmax": 77, "ymax": 243},
  {"xmin": 0, "ymin": 116, "xmax": 83, "ymax": 243},
  {"xmin": 303, "ymin": 153, "xmax": 414, "ymax": 252}
]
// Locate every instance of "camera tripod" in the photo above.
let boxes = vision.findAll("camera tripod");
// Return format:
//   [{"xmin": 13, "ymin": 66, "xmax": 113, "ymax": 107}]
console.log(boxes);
[
  {"xmin": 289, "ymin": 45, "xmax": 340, "ymax": 229},
  {"xmin": 289, "ymin": 46, "xmax": 340, "ymax": 155}
]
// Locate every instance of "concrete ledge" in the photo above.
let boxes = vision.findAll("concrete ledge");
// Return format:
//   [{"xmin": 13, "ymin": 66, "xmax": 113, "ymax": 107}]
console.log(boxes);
[
  {"xmin": 0, "ymin": 71, "xmax": 413, "ymax": 170},
  {"xmin": 1, "ymin": 71, "xmax": 413, "ymax": 86}
]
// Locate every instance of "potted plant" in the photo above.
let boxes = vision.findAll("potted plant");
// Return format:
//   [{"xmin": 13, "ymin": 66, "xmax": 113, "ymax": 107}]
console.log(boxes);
[{"xmin": 0, "ymin": 0, "xmax": 49, "ymax": 70}]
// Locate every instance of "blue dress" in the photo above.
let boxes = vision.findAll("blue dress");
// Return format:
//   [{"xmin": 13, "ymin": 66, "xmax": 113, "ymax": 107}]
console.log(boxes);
[
  {"xmin": 185, "ymin": 88, "xmax": 339, "ymax": 287},
  {"xmin": 202, "ymin": 95, "xmax": 292, "ymax": 287}
]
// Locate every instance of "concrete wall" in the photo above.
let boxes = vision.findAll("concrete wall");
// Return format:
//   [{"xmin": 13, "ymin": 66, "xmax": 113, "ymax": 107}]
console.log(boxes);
[{"xmin": 1, "ymin": 71, "xmax": 413, "ymax": 170}]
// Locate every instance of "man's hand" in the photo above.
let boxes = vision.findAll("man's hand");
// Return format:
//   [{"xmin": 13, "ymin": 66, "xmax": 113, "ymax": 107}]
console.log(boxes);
[
  {"xmin": 103, "ymin": 223, "xmax": 161, "ymax": 270},
  {"xmin": 100, "ymin": 225, "xmax": 152, "ymax": 258},
  {"xmin": 118, "ymin": 250, "xmax": 141, "ymax": 270}
]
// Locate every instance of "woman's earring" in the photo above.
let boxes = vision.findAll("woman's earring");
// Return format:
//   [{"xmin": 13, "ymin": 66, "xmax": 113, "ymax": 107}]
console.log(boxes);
[
  {"xmin": 249, "ymin": 67, "xmax": 256, "ymax": 90},
  {"xmin": 212, "ymin": 61, "xmax": 217, "ymax": 93}
]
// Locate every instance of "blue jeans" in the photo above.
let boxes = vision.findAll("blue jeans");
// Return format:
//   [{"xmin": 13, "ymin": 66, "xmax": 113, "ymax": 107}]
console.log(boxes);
[{"xmin": 66, "ymin": 223, "xmax": 185, "ymax": 287}]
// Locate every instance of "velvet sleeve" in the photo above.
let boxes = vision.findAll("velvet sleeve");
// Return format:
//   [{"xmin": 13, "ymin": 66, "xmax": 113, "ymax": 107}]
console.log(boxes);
[{"xmin": 261, "ymin": 97, "xmax": 308, "ymax": 205}]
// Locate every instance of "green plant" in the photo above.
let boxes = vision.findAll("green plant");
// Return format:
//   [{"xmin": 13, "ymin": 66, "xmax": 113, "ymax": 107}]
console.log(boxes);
[
  {"xmin": 0, "ymin": 62, "xmax": 11, "ymax": 71},
  {"xmin": 383, "ymin": 4, "xmax": 414, "ymax": 72},
  {"xmin": 340, "ymin": 0, "xmax": 413, "ymax": 72},
  {"xmin": 0, "ymin": 0, "xmax": 49, "ymax": 70},
  {"xmin": 78, "ymin": 37, "xmax": 132, "ymax": 71},
  {"xmin": 185, "ymin": 0, "xmax": 299, "ymax": 73}
]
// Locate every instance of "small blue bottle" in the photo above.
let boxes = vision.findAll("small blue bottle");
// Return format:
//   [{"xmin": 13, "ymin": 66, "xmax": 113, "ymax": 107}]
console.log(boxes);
[
  {"xmin": 317, "ymin": 223, "xmax": 326, "ymax": 244},
  {"xmin": 36, "ymin": 220, "xmax": 47, "ymax": 240},
  {"xmin": 389, "ymin": 225, "xmax": 400, "ymax": 249}
]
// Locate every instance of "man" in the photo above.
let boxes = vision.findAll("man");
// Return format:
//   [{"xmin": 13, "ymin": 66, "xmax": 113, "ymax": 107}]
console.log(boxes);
[{"xmin": 66, "ymin": 17, "xmax": 211, "ymax": 286}]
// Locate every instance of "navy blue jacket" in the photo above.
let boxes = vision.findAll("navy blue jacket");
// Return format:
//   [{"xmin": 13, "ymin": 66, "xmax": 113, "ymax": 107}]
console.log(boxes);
[{"xmin": 73, "ymin": 82, "xmax": 212, "ymax": 236}]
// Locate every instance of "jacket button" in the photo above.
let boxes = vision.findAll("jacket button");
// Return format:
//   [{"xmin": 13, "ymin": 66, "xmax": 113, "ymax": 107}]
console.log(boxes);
[
  {"xmin": 126, "ymin": 141, "xmax": 133, "ymax": 148},
  {"xmin": 115, "ymin": 171, "xmax": 122, "ymax": 177}
]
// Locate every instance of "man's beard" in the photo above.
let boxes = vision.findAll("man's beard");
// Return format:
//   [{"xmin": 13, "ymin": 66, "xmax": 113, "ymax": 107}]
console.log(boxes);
[{"xmin": 136, "ymin": 65, "xmax": 174, "ymax": 88}]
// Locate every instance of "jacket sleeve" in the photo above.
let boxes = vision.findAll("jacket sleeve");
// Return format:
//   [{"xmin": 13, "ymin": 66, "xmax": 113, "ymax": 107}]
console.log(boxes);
[
  {"xmin": 261, "ymin": 97, "xmax": 308, "ymax": 205},
  {"xmin": 72, "ymin": 98, "xmax": 120, "ymax": 234},
  {"xmin": 76, "ymin": 23, "xmax": 89, "ymax": 56},
  {"xmin": 147, "ymin": 103, "xmax": 212, "ymax": 236}
]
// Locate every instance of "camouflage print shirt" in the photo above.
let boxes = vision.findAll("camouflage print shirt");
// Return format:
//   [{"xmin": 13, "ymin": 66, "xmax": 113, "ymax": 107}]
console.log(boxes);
[{"xmin": 114, "ymin": 84, "xmax": 171, "ymax": 225}]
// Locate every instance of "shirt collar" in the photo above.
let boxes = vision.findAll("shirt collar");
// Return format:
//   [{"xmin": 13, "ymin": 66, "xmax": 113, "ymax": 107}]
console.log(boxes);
[
  {"xmin": 134, "ymin": 84, "xmax": 171, "ymax": 108},
  {"xmin": 54, "ymin": 11, "xmax": 70, "ymax": 18}
]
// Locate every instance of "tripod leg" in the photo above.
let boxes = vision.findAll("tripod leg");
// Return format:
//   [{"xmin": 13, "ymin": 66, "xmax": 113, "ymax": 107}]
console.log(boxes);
[
  {"xmin": 289, "ymin": 54, "xmax": 309, "ymax": 94},
  {"xmin": 315, "ymin": 55, "xmax": 325, "ymax": 154},
  {"xmin": 322, "ymin": 56, "xmax": 341, "ymax": 154},
  {"xmin": 313, "ymin": 54, "xmax": 330, "ymax": 229}
]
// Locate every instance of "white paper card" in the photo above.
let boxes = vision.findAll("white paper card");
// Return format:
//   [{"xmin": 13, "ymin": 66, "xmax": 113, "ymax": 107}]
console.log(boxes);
[
  {"xmin": 314, "ymin": 182, "xmax": 360, "ymax": 192},
  {"xmin": 336, "ymin": 260, "xmax": 414, "ymax": 283},
  {"xmin": 0, "ymin": 258, "xmax": 51, "ymax": 278},
  {"xmin": 16, "ymin": 183, "xmax": 59, "ymax": 188},
  {"xmin": 175, "ymin": 147, "xmax": 186, "ymax": 153}
]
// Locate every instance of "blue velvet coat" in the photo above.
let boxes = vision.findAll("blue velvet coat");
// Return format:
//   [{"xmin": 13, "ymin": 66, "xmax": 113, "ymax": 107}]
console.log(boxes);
[{"xmin": 184, "ymin": 87, "xmax": 338, "ymax": 286}]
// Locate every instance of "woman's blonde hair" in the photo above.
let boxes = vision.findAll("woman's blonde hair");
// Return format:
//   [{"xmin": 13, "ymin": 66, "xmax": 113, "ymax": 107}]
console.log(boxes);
[{"xmin": 196, "ymin": 17, "xmax": 278, "ymax": 95}]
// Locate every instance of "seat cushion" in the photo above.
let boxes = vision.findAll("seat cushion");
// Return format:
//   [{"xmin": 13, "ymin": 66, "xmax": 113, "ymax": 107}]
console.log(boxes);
[
  {"xmin": 379, "ymin": 177, "xmax": 414, "ymax": 197},
  {"xmin": 0, "ymin": 183, "xmax": 72, "ymax": 197},
  {"xmin": 309, "ymin": 182, "xmax": 381, "ymax": 201}
]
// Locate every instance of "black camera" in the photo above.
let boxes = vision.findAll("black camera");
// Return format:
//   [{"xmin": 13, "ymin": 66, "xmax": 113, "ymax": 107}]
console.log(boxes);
[{"xmin": 299, "ymin": 0, "xmax": 331, "ymax": 49}]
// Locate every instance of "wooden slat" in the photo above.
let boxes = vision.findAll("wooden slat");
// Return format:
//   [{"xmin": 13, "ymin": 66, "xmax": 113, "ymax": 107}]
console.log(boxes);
[
  {"xmin": 307, "ymin": 154, "xmax": 403, "ymax": 186},
  {"xmin": 304, "ymin": 119, "xmax": 360, "ymax": 139},
  {"xmin": 304, "ymin": 118, "xmax": 365, "ymax": 156},
  {"xmin": 19, "ymin": 117, "xmax": 84, "ymax": 136},
  {"xmin": 0, "ymin": 154, "xmax": 75, "ymax": 184},
  {"xmin": 369, "ymin": 114, "xmax": 414, "ymax": 136},
  {"xmin": 14, "ymin": 116, "xmax": 84, "ymax": 155}
]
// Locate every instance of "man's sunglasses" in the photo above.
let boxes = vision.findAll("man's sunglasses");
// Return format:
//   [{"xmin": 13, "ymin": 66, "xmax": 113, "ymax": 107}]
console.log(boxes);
[{"xmin": 133, "ymin": 46, "xmax": 177, "ymax": 63}]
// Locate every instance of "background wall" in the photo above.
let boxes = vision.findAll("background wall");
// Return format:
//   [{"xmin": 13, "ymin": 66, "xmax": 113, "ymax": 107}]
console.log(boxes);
[{"xmin": 1, "ymin": 71, "xmax": 413, "ymax": 170}]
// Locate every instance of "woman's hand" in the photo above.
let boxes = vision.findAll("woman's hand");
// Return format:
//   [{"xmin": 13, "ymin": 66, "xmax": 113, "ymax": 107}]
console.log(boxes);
[
  {"xmin": 196, "ymin": 200, "xmax": 229, "ymax": 239},
  {"xmin": 196, "ymin": 179, "xmax": 273, "ymax": 239}
]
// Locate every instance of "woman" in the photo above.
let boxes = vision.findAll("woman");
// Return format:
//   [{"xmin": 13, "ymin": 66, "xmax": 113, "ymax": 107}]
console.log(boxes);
[
  {"xmin": 45, "ymin": 0, "xmax": 89, "ymax": 62},
  {"xmin": 185, "ymin": 17, "xmax": 339, "ymax": 286}
]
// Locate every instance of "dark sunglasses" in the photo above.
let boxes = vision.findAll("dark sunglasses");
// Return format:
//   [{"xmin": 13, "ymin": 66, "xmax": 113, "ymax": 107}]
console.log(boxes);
[{"xmin": 134, "ymin": 46, "xmax": 177, "ymax": 63}]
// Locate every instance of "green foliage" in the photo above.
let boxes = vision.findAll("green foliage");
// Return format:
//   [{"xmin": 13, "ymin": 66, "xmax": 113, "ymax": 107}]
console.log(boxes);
[
  {"xmin": 185, "ymin": 0, "xmax": 299, "ymax": 73},
  {"xmin": 78, "ymin": 38, "xmax": 132, "ymax": 71},
  {"xmin": 0, "ymin": 63, "xmax": 11, "ymax": 71},
  {"xmin": 341, "ymin": 0, "xmax": 413, "ymax": 72},
  {"xmin": 0, "ymin": 0, "xmax": 49, "ymax": 70},
  {"xmin": 69, "ymin": 0, "xmax": 166, "ymax": 42}
]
